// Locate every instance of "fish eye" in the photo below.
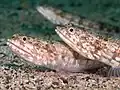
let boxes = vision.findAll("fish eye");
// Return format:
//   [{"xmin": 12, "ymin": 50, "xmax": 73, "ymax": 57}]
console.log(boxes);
[
  {"xmin": 69, "ymin": 28, "xmax": 73, "ymax": 32},
  {"xmin": 68, "ymin": 27, "xmax": 75, "ymax": 34},
  {"xmin": 22, "ymin": 36, "xmax": 27, "ymax": 41}
]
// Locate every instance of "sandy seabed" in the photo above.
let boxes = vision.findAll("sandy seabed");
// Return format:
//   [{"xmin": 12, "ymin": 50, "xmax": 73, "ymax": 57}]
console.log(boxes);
[
  {"xmin": 0, "ymin": 39, "xmax": 120, "ymax": 90},
  {"xmin": 0, "ymin": 67, "xmax": 120, "ymax": 90}
]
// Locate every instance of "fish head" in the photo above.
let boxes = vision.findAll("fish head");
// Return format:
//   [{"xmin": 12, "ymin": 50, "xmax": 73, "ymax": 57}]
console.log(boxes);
[{"xmin": 7, "ymin": 34, "xmax": 46, "ymax": 62}]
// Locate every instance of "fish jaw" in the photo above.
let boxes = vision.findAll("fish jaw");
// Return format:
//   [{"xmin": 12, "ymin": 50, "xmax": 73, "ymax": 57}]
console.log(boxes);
[
  {"xmin": 7, "ymin": 34, "xmax": 53, "ymax": 66},
  {"xmin": 7, "ymin": 36, "xmax": 35, "ymax": 63}
]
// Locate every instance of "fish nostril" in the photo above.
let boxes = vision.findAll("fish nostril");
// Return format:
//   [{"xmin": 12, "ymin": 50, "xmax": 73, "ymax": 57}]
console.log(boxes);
[
  {"xmin": 12, "ymin": 35, "xmax": 16, "ymax": 39},
  {"xmin": 12, "ymin": 34, "xmax": 19, "ymax": 39}
]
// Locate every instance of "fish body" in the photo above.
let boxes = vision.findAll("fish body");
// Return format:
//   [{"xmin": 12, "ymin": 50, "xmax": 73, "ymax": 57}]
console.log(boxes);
[
  {"xmin": 7, "ymin": 34, "xmax": 104, "ymax": 72},
  {"xmin": 55, "ymin": 24, "xmax": 120, "ymax": 76}
]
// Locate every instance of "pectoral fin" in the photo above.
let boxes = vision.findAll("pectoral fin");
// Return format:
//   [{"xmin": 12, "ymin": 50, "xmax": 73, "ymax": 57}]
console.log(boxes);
[{"xmin": 108, "ymin": 67, "xmax": 120, "ymax": 77}]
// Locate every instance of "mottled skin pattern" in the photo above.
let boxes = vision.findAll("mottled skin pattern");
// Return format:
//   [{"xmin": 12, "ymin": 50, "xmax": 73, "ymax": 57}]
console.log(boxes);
[
  {"xmin": 7, "ymin": 34, "xmax": 104, "ymax": 73},
  {"xmin": 37, "ymin": 6, "xmax": 120, "ymax": 39},
  {"xmin": 55, "ymin": 24, "xmax": 120, "ymax": 76}
]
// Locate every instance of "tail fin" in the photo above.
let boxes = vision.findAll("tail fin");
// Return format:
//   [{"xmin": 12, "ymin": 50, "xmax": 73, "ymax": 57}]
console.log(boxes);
[{"xmin": 108, "ymin": 67, "xmax": 120, "ymax": 77}]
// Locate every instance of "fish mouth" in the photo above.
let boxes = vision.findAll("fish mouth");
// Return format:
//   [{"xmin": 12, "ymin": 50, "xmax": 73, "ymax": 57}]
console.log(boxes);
[{"xmin": 7, "ymin": 39, "xmax": 33, "ymax": 58}]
